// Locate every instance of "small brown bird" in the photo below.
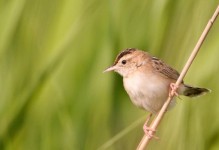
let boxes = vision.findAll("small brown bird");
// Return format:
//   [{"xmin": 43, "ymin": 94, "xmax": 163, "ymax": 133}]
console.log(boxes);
[{"xmin": 104, "ymin": 48, "xmax": 210, "ymax": 137}]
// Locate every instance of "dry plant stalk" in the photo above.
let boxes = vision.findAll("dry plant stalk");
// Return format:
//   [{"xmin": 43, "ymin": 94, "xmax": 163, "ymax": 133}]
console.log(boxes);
[{"xmin": 137, "ymin": 5, "xmax": 219, "ymax": 150}]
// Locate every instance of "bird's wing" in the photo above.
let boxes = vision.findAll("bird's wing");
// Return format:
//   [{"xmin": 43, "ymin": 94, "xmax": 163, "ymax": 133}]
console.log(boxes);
[{"xmin": 151, "ymin": 57, "xmax": 181, "ymax": 82}]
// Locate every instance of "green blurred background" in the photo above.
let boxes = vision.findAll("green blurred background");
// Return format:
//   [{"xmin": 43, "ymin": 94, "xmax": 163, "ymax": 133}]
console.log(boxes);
[{"xmin": 0, "ymin": 0, "xmax": 219, "ymax": 150}]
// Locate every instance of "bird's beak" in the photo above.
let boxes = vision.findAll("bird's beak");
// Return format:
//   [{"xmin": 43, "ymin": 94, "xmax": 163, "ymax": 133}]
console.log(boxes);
[{"xmin": 103, "ymin": 65, "xmax": 117, "ymax": 73}]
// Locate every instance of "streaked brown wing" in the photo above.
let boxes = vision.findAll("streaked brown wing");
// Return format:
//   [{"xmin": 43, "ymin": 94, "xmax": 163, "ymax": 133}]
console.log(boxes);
[{"xmin": 151, "ymin": 57, "xmax": 181, "ymax": 81}]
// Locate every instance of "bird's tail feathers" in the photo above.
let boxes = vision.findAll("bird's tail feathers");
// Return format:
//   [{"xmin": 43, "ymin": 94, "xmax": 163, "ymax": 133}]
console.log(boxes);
[{"xmin": 183, "ymin": 85, "xmax": 210, "ymax": 97}]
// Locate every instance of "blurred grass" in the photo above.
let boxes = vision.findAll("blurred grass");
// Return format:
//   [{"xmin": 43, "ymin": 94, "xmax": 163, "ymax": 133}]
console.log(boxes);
[{"xmin": 0, "ymin": 0, "xmax": 219, "ymax": 150}]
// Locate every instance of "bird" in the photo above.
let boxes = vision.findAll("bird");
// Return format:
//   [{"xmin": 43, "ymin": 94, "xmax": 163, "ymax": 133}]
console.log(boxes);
[{"xmin": 104, "ymin": 48, "xmax": 210, "ymax": 138}]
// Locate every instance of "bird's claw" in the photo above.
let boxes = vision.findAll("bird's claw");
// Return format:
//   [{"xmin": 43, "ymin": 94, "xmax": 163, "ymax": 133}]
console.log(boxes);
[
  {"xmin": 143, "ymin": 125, "xmax": 159, "ymax": 139},
  {"xmin": 169, "ymin": 83, "xmax": 179, "ymax": 97}
]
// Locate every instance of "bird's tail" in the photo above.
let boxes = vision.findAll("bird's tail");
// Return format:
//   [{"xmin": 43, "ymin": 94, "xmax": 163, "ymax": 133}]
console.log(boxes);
[{"xmin": 183, "ymin": 85, "xmax": 210, "ymax": 97}]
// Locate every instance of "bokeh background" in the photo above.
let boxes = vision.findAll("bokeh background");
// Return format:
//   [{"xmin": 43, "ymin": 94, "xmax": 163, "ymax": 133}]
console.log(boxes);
[{"xmin": 0, "ymin": 0, "xmax": 219, "ymax": 150}]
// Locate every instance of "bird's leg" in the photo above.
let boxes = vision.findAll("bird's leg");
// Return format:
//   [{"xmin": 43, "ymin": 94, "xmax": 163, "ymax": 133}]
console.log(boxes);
[
  {"xmin": 144, "ymin": 113, "xmax": 152, "ymax": 126},
  {"xmin": 169, "ymin": 83, "xmax": 179, "ymax": 97},
  {"xmin": 143, "ymin": 113, "xmax": 159, "ymax": 139}
]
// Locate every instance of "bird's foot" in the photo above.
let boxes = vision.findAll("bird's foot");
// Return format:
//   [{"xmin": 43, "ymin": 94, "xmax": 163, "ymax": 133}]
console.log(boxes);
[
  {"xmin": 143, "ymin": 125, "xmax": 159, "ymax": 139},
  {"xmin": 169, "ymin": 83, "xmax": 179, "ymax": 97},
  {"xmin": 143, "ymin": 113, "xmax": 159, "ymax": 139}
]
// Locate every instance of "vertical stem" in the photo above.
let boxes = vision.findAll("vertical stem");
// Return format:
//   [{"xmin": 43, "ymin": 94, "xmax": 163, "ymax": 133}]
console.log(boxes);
[{"xmin": 137, "ymin": 5, "xmax": 219, "ymax": 150}]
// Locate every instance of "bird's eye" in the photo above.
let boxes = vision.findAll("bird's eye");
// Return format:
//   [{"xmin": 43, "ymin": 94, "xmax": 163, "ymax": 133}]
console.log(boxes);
[{"xmin": 121, "ymin": 60, "xmax": 127, "ymax": 65}]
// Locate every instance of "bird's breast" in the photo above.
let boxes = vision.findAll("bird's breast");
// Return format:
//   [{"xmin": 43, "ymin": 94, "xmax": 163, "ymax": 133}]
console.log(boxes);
[{"xmin": 123, "ymin": 72, "xmax": 172, "ymax": 113}]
